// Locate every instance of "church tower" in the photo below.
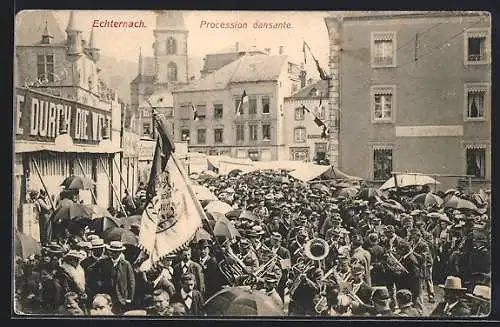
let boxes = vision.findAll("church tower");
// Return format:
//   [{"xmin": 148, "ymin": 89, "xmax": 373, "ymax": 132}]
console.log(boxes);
[{"xmin": 153, "ymin": 11, "xmax": 189, "ymax": 90}]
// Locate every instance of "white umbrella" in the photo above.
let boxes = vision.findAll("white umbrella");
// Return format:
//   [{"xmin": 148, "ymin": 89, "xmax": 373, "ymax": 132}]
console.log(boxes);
[
  {"xmin": 205, "ymin": 200, "xmax": 233, "ymax": 216},
  {"xmin": 379, "ymin": 174, "xmax": 440, "ymax": 190}
]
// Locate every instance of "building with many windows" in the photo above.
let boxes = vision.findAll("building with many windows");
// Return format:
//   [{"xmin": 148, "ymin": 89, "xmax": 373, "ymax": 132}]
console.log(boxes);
[
  {"xmin": 14, "ymin": 11, "xmax": 123, "ymax": 239},
  {"xmin": 172, "ymin": 52, "xmax": 301, "ymax": 161},
  {"xmin": 325, "ymin": 11, "xmax": 491, "ymax": 190},
  {"xmin": 283, "ymin": 79, "xmax": 329, "ymax": 162}
]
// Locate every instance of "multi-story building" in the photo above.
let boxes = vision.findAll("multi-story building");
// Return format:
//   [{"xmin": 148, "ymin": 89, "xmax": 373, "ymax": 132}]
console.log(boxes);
[
  {"xmin": 172, "ymin": 52, "xmax": 301, "ymax": 161},
  {"xmin": 283, "ymin": 79, "xmax": 329, "ymax": 162},
  {"xmin": 325, "ymin": 11, "xmax": 491, "ymax": 191},
  {"xmin": 14, "ymin": 11, "xmax": 122, "ymax": 239}
]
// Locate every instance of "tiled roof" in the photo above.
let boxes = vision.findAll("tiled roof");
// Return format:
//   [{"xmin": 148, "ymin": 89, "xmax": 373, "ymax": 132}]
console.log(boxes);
[
  {"xmin": 176, "ymin": 54, "xmax": 287, "ymax": 93},
  {"xmin": 16, "ymin": 10, "xmax": 66, "ymax": 46},
  {"xmin": 288, "ymin": 80, "xmax": 328, "ymax": 98},
  {"xmin": 201, "ymin": 53, "xmax": 242, "ymax": 73}
]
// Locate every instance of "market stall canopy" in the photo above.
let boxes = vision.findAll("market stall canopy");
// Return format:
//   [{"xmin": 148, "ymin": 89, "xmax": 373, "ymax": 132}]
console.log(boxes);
[
  {"xmin": 288, "ymin": 164, "xmax": 362, "ymax": 182},
  {"xmin": 252, "ymin": 160, "xmax": 304, "ymax": 171},
  {"xmin": 379, "ymin": 174, "xmax": 440, "ymax": 190},
  {"xmin": 16, "ymin": 141, "xmax": 122, "ymax": 153},
  {"xmin": 207, "ymin": 156, "xmax": 255, "ymax": 175},
  {"xmin": 191, "ymin": 184, "xmax": 218, "ymax": 202}
]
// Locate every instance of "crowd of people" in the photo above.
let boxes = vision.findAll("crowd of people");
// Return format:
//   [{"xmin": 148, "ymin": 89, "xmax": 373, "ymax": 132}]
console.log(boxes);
[{"xmin": 14, "ymin": 169, "xmax": 491, "ymax": 317}]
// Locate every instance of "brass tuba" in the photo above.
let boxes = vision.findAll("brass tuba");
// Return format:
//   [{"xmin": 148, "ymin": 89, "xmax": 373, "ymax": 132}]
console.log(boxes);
[{"xmin": 303, "ymin": 238, "xmax": 330, "ymax": 261}]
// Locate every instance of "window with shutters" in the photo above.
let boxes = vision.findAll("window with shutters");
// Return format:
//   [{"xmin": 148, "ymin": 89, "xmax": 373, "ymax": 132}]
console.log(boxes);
[
  {"xmin": 249, "ymin": 124, "xmax": 258, "ymax": 141},
  {"xmin": 465, "ymin": 83, "xmax": 488, "ymax": 120},
  {"xmin": 465, "ymin": 29, "xmax": 489, "ymax": 64},
  {"xmin": 371, "ymin": 32, "xmax": 396, "ymax": 68},
  {"xmin": 371, "ymin": 86, "xmax": 395, "ymax": 123}
]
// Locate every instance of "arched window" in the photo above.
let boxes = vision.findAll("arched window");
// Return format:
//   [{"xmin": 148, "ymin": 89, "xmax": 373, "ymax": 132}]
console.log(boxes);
[
  {"xmin": 166, "ymin": 37, "xmax": 177, "ymax": 55},
  {"xmin": 167, "ymin": 62, "xmax": 178, "ymax": 82}
]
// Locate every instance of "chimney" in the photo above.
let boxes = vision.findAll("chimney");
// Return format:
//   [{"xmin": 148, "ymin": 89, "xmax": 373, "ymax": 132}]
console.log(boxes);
[
  {"xmin": 279, "ymin": 46, "xmax": 284, "ymax": 55},
  {"xmin": 264, "ymin": 48, "xmax": 271, "ymax": 55},
  {"xmin": 235, "ymin": 42, "xmax": 239, "ymax": 52}
]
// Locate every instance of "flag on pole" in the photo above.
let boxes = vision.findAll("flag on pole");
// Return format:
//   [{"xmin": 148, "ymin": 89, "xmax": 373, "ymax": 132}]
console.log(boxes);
[
  {"xmin": 303, "ymin": 40, "xmax": 329, "ymax": 80},
  {"xmin": 303, "ymin": 41, "xmax": 307, "ymax": 64},
  {"xmin": 235, "ymin": 90, "xmax": 248, "ymax": 116},
  {"xmin": 139, "ymin": 115, "xmax": 205, "ymax": 270},
  {"xmin": 302, "ymin": 104, "xmax": 329, "ymax": 139},
  {"xmin": 191, "ymin": 103, "xmax": 199, "ymax": 120}
]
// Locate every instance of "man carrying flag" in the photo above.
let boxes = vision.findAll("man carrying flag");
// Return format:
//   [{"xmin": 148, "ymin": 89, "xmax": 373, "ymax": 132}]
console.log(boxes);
[{"xmin": 235, "ymin": 90, "xmax": 249, "ymax": 116}]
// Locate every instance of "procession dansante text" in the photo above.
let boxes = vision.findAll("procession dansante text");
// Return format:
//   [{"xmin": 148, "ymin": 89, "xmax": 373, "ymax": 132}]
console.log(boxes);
[{"xmin": 200, "ymin": 20, "xmax": 292, "ymax": 29}]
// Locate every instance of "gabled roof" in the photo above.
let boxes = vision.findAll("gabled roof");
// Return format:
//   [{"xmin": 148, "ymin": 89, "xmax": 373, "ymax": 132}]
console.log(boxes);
[
  {"xmin": 201, "ymin": 49, "xmax": 267, "ymax": 73},
  {"xmin": 288, "ymin": 79, "xmax": 328, "ymax": 99},
  {"xmin": 176, "ymin": 54, "xmax": 288, "ymax": 93},
  {"xmin": 16, "ymin": 11, "xmax": 66, "ymax": 46}
]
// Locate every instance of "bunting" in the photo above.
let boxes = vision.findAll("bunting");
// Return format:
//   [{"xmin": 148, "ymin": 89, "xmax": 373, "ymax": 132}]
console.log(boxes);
[{"xmin": 301, "ymin": 104, "xmax": 329, "ymax": 139}]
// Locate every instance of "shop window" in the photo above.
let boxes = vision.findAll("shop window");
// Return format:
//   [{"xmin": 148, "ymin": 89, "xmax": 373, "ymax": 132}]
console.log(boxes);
[
  {"xmin": 373, "ymin": 148, "xmax": 393, "ymax": 181},
  {"xmin": 466, "ymin": 148, "xmax": 486, "ymax": 178},
  {"xmin": 372, "ymin": 32, "xmax": 396, "ymax": 67},
  {"xmin": 214, "ymin": 129, "xmax": 223, "ymax": 144}
]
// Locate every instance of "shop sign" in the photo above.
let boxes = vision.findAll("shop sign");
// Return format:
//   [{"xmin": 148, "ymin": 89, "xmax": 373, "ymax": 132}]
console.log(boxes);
[{"xmin": 15, "ymin": 87, "xmax": 112, "ymax": 145}]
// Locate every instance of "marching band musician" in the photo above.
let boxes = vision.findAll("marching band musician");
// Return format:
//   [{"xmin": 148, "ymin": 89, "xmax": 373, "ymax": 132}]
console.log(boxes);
[
  {"xmin": 408, "ymin": 228, "xmax": 433, "ymax": 308},
  {"xmin": 260, "ymin": 272, "xmax": 283, "ymax": 310},
  {"xmin": 394, "ymin": 240, "xmax": 422, "ymax": 315},
  {"xmin": 334, "ymin": 255, "xmax": 352, "ymax": 283},
  {"xmin": 348, "ymin": 265, "xmax": 372, "ymax": 316},
  {"xmin": 238, "ymin": 239, "xmax": 259, "ymax": 273},
  {"xmin": 398, "ymin": 215, "xmax": 414, "ymax": 240},
  {"xmin": 325, "ymin": 228, "xmax": 342, "ymax": 270},
  {"xmin": 289, "ymin": 229, "xmax": 309, "ymax": 264},
  {"xmin": 247, "ymin": 226, "xmax": 266, "ymax": 261},
  {"xmin": 321, "ymin": 286, "xmax": 353, "ymax": 317},
  {"xmin": 289, "ymin": 267, "xmax": 322, "ymax": 316},
  {"xmin": 365, "ymin": 233, "xmax": 386, "ymax": 286},
  {"xmin": 350, "ymin": 235, "xmax": 371, "ymax": 287}
]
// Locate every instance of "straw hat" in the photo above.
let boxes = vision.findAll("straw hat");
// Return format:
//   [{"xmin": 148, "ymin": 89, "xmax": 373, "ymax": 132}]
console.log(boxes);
[
  {"xmin": 63, "ymin": 250, "xmax": 85, "ymax": 261},
  {"xmin": 106, "ymin": 241, "xmax": 126, "ymax": 252},
  {"xmin": 91, "ymin": 238, "xmax": 106, "ymax": 249},
  {"xmin": 466, "ymin": 285, "xmax": 491, "ymax": 302},
  {"xmin": 439, "ymin": 276, "xmax": 467, "ymax": 291}
]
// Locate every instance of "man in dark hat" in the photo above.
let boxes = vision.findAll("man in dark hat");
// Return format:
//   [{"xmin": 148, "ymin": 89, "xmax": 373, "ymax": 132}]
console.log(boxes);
[
  {"xmin": 173, "ymin": 247, "xmax": 205, "ymax": 297},
  {"xmin": 398, "ymin": 215, "xmax": 414, "ymax": 240},
  {"xmin": 196, "ymin": 239, "xmax": 223, "ymax": 298},
  {"xmin": 369, "ymin": 286, "xmax": 396, "ymax": 316},
  {"xmin": 381, "ymin": 225, "xmax": 404, "ymax": 253},
  {"xmin": 173, "ymin": 273, "xmax": 204, "ymax": 316},
  {"xmin": 349, "ymin": 265, "xmax": 372, "ymax": 316},
  {"xmin": 395, "ymin": 289, "xmax": 421, "ymax": 317},
  {"xmin": 395, "ymin": 240, "xmax": 422, "ymax": 314},
  {"xmin": 365, "ymin": 233, "xmax": 386, "ymax": 286},
  {"xmin": 431, "ymin": 276, "xmax": 471, "ymax": 316}
]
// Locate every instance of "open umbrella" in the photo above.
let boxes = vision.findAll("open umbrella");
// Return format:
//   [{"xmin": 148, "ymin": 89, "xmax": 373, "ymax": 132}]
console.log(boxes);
[
  {"xmin": 228, "ymin": 169, "xmax": 243, "ymax": 177},
  {"xmin": 444, "ymin": 195, "xmax": 480, "ymax": 212},
  {"xmin": 15, "ymin": 230, "xmax": 41, "ymax": 259},
  {"xmin": 52, "ymin": 203, "xmax": 94, "ymax": 224},
  {"xmin": 357, "ymin": 187, "xmax": 383, "ymax": 200},
  {"xmin": 204, "ymin": 286, "xmax": 283, "ymax": 316},
  {"xmin": 205, "ymin": 201, "xmax": 233, "ymax": 216},
  {"xmin": 213, "ymin": 217, "xmax": 240, "ymax": 239},
  {"xmin": 334, "ymin": 181, "xmax": 356, "ymax": 189},
  {"xmin": 311, "ymin": 183, "xmax": 330, "ymax": 193},
  {"xmin": 411, "ymin": 193, "xmax": 444, "ymax": 208},
  {"xmin": 101, "ymin": 227, "xmax": 138, "ymax": 246},
  {"xmin": 335, "ymin": 187, "xmax": 359, "ymax": 198},
  {"xmin": 225, "ymin": 209, "xmax": 242, "ymax": 219},
  {"xmin": 379, "ymin": 174, "xmax": 440, "ymax": 190},
  {"xmin": 88, "ymin": 204, "xmax": 113, "ymax": 219},
  {"xmin": 380, "ymin": 199, "xmax": 406, "ymax": 212},
  {"xmin": 194, "ymin": 227, "xmax": 212, "ymax": 242},
  {"xmin": 60, "ymin": 175, "xmax": 95, "ymax": 190}
]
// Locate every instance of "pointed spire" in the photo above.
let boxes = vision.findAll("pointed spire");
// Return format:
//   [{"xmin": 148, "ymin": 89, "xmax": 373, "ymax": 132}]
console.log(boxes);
[
  {"xmin": 41, "ymin": 20, "xmax": 53, "ymax": 44},
  {"xmin": 65, "ymin": 11, "xmax": 81, "ymax": 33}
]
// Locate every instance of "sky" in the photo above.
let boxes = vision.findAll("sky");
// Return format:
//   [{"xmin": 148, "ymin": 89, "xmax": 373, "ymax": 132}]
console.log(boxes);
[{"xmin": 52, "ymin": 10, "xmax": 331, "ymax": 74}]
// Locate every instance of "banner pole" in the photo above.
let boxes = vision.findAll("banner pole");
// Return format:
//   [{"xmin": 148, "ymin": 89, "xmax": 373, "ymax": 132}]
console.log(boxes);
[
  {"xmin": 98, "ymin": 156, "xmax": 128, "ymax": 217},
  {"xmin": 112, "ymin": 156, "xmax": 137, "ymax": 209}
]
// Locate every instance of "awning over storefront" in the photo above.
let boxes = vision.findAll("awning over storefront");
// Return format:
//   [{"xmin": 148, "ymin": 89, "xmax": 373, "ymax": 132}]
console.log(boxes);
[{"xmin": 15, "ymin": 141, "xmax": 122, "ymax": 154}]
